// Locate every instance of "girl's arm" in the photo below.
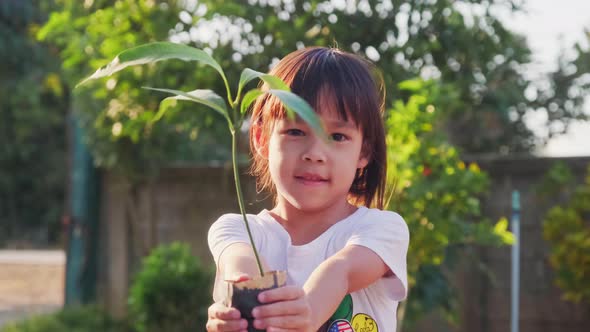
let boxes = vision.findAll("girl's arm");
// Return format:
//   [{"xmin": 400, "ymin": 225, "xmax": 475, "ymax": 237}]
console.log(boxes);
[
  {"xmin": 252, "ymin": 244, "xmax": 388, "ymax": 331},
  {"xmin": 304, "ymin": 245, "xmax": 389, "ymax": 327},
  {"xmin": 217, "ymin": 243, "xmax": 267, "ymax": 282}
]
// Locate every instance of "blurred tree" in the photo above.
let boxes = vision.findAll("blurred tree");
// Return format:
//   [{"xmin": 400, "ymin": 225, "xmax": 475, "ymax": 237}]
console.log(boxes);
[
  {"xmin": 0, "ymin": 0, "xmax": 67, "ymax": 244},
  {"xmin": 188, "ymin": 0, "xmax": 589, "ymax": 154},
  {"xmin": 38, "ymin": 0, "xmax": 233, "ymax": 180},
  {"xmin": 39, "ymin": 0, "xmax": 590, "ymax": 173},
  {"xmin": 530, "ymin": 31, "xmax": 590, "ymax": 146}
]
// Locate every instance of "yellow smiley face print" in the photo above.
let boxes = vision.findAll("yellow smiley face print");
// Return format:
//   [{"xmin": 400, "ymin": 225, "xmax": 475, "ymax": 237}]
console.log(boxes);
[{"xmin": 351, "ymin": 313, "xmax": 378, "ymax": 332}]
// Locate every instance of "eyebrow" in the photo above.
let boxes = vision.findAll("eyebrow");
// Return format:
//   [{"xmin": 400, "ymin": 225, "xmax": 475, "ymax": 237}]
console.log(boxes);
[{"xmin": 324, "ymin": 120, "xmax": 356, "ymax": 129}]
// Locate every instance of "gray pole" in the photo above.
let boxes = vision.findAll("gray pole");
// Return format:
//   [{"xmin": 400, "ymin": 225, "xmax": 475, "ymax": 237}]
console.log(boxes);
[{"xmin": 511, "ymin": 190, "xmax": 520, "ymax": 332}]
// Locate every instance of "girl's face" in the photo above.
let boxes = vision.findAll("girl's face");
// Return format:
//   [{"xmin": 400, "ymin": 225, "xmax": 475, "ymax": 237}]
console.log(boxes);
[{"xmin": 262, "ymin": 106, "xmax": 368, "ymax": 213}]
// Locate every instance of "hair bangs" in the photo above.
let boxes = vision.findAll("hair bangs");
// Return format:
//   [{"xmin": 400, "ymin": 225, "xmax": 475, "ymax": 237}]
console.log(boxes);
[{"xmin": 286, "ymin": 49, "xmax": 382, "ymax": 131}]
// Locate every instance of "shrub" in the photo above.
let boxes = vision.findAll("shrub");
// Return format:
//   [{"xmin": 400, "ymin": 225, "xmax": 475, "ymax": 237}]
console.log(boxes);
[
  {"xmin": 128, "ymin": 242, "xmax": 214, "ymax": 332},
  {"xmin": 0, "ymin": 305, "xmax": 130, "ymax": 332},
  {"xmin": 543, "ymin": 165, "xmax": 590, "ymax": 303},
  {"xmin": 386, "ymin": 80, "xmax": 514, "ymax": 325}
]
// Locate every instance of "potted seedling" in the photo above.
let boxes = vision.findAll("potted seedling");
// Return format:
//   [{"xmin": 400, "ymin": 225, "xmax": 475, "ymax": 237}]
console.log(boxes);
[{"xmin": 79, "ymin": 42, "xmax": 325, "ymax": 331}]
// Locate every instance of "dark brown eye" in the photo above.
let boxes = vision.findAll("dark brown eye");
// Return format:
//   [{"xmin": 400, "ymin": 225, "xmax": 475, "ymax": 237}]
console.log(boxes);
[
  {"xmin": 286, "ymin": 129, "xmax": 305, "ymax": 136},
  {"xmin": 331, "ymin": 133, "xmax": 347, "ymax": 142}
]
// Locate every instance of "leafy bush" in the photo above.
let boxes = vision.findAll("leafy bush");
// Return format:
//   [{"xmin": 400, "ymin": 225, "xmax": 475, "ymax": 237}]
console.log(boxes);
[
  {"xmin": 0, "ymin": 305, "xmax": 130, "ymax": 332},
  {"xmin": 128, "ymin": 242, "xmax": 214, "ymax": 332},
  {"xmin": 386, "ymin": 80, "xmax": 514, "ymax": 325},
  {"xmin": 543, "ymin": 165, "xmax": 590, "ymax": 303}
]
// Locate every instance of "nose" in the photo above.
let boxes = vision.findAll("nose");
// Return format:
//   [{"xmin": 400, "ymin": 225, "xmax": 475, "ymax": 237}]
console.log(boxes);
[{"xmin": 301, "ymin": 136, "xmax": 327, "ymax": 163}]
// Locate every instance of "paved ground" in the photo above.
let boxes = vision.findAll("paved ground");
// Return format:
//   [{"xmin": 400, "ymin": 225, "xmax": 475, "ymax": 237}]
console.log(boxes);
[{"xmin": 0, "ymin": 250, "xmax": 65, "ymax": 328}]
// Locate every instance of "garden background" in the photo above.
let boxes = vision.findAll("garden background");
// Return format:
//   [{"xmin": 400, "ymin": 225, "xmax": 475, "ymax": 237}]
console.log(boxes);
[{"xmin": 0, "ymin": 0, "xmax": 589, "ymax": 332}]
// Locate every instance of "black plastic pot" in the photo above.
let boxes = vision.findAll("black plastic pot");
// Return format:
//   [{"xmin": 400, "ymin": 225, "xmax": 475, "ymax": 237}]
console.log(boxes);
[{"xmin": 226, "ymin": 270, "xmax": 287, "ymax": 332}]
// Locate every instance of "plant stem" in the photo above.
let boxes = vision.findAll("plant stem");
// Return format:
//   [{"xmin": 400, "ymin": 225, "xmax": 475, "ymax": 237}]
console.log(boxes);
[{"xmin": 231, "ymin": 130, "xmax": 265, "ymax": 277}]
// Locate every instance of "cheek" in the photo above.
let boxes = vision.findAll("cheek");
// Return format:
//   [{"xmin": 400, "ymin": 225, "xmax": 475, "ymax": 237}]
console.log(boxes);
[
  {"xmin": 342, "ymin": 164, "xmax": 359, "ymax": 185},
  {"xmin": 268, "ymin": 156, "xmax": 293, "ymax": 195},
  {"xmin": 267, "ymin": 139, "xmax": 289, "ymax": 180}
]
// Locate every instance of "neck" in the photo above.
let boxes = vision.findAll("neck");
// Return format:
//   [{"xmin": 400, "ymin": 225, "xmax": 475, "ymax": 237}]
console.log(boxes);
[{"xmin": 269, "ymin": 198, "xmax": 357, "ymax": 245}]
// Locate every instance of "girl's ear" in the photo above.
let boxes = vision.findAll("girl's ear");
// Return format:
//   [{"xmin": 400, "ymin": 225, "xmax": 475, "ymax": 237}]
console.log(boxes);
[
  {"xmin": 357, "ymin": 142, "xmax": 370, "ymax": 168},
  {"xmin": 252, "ymin": 123, "xmax": 268, "ymax": 158},
  {"xmin": 357, "ymin": 155, "xmax": 369, "ymax": 169}
]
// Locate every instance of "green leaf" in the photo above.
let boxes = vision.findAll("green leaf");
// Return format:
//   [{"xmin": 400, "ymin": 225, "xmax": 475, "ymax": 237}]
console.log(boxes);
[
  {"xmin": 493, "ymin": 217, "xmax": 514, "ymax": 245},
  {"xmin": 239, "ymin": 68, "xmax": 289, "ymax": 90},
  {"xmin": 240, "ymin": 89, "xmax": 264, "ymax": 114},
  {"xmin": 266, "ymin": 89, "xmax": 327, "ymax": 141},
  {"xmin": 236, "ymin": 68, "xmax": 289, "ymax": 102},
  {"xmin": 78, "ymin": 42, "xmax": 226, "ymax": 87},
  {"xmin": 144, "ymin": 87, "xmax": 230, "ymax": 123},
  {"xmin": 398, "ymin": 79, "xmax": 424, "ymax": 92}
]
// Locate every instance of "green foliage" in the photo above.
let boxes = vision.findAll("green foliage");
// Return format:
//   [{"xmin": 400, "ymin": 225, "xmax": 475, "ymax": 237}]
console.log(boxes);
[
  {"xmin": 39, "ymin": 1, "xmax": 590, "ymax": 184},
  {"xmin": 38, "ymin": 0, "xmax": 233, "ymax": 180},
  {"xmin": 536, "ymin": 161, "xmax": 575, "ymax": 198},
  {"xmin": 191, "ymin": 0, "xmax": 589, "ymax": 154},
  {"xmin": 542, "ymin": 165, "xmax": 590, "ymax": 304},
  {"xmin": 39, "ymin": 1, "xmax": 326, "ymax": 183},
  {"xmin": 0, "ymin": 0, "xmax": 67, "ymax": 244},
  {"xmin": 0, "ymin": 305, "xmax": 131, "ymax": 332},
  {"xmin": 386, "ymin": 80, "xmax": 513, "ymax": 324},
  {"xmin": 127, "ymin": 242, "xmax": 214, "ymax": 332}
]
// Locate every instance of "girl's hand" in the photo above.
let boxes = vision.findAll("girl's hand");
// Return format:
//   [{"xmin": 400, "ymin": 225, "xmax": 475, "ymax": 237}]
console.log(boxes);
[
  {"xmin": 207, "ymin": 273, "xmax": 252, "ymax": 332},
  {"xmin": 206, "ymin": 302, "xmax": 248, "ymax": 332},
  {"xmin": 252, "ymin": 286, "xmax": 314, "ymax": 332}
]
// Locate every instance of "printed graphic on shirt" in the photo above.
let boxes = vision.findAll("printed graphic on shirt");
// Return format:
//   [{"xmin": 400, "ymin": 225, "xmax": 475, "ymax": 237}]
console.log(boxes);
[
  {"xmin": 318, "ymin": 294, "xmax": 353, "ymax": 332},
  {"xmin": 328, "ymin": 319, "xmax": 354, "ymax": 332},
  {"xmin": 351, "ymin": 313, "xmax": 378, "ymax": 332},
  {"xmin": 331, "ymin": 294, "xmax": 353, "ymax": 321}
]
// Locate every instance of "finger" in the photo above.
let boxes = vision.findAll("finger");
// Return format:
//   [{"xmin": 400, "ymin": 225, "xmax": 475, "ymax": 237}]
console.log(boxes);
[
  {"xmin": 252, "ymin": 299, "xmax": 310, "ymax": 318},
  {"xmin": 208, "ymin": 302, "xmax": 241, "ymax": 320},
  {"xmin": 206, "ymin": 318, "xmax": 248, "ymax": 332},
  {"xmin": 253, "ymin": 315, "xmax": 309, "ymax": 330},
  {"xmin": 258, "ymin": 285, "xmax": 304, "ymax": 303}
]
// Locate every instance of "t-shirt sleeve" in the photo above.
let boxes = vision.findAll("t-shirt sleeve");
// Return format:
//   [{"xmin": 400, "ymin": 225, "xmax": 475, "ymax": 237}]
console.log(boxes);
[
  {"xmin": 207, "ymin": 213, "xmax": 253, "ymax": 265},
  {"xmin": 346, "ymin": 210, "xmax": 409, "ymax": 301},
  {"xmin": 208, "ymin": 214, "xmax": 257, "ymax": 303}
]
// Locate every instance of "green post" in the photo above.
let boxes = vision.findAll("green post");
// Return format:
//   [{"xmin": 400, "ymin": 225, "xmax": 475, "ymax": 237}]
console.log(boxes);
[{"xmin": 65, "ymin": 113, "xmax": 99, "ymax": 305}]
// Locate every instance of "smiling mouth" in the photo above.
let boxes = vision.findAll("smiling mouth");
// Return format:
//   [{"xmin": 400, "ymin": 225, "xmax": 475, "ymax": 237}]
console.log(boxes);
[{"xmin": 294, "ymin": 174, "xmax": 329, "ymax": 184}]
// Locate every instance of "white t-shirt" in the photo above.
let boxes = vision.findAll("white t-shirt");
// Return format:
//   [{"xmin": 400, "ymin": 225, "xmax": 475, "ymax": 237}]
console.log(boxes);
[{"xmin": 208, "ymin": 206, "xmax": 409, "ymax": 332}]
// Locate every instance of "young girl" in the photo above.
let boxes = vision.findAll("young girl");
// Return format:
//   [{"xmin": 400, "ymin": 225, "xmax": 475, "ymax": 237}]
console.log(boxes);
[{"xmin": 206, "ymin": 47, "xmax": 409, "ymax": 332}]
